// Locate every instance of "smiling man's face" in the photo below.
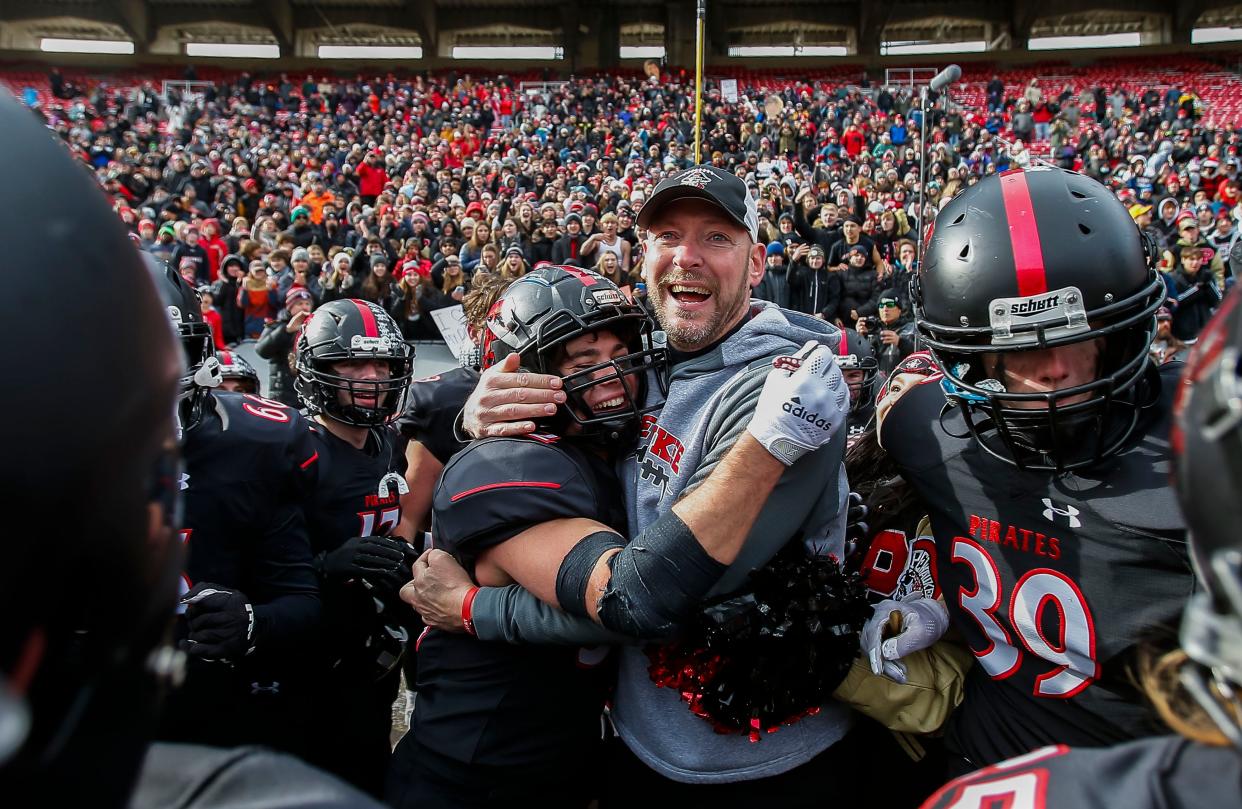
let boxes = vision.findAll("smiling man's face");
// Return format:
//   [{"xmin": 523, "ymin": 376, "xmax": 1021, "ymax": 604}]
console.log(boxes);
[{"xmin": 643, "ymin": 198, "xmax": 764, "ymax": 351}]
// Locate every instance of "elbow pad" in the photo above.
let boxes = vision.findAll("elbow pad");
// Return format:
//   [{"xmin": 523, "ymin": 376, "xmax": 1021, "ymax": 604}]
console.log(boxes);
[
  {"xmin": 555, "ymin": 530, "xmax": 627, "ymax": 619},
  {"xmin": 596, "ymin": 511, "xmax": 727, "ymax": 638}
]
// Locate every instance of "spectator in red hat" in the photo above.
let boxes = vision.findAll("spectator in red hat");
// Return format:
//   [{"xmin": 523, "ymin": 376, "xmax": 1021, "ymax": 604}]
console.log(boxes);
[{"xmin": 137, "ymin": 218, "xmax": 157, "ymax": 251}]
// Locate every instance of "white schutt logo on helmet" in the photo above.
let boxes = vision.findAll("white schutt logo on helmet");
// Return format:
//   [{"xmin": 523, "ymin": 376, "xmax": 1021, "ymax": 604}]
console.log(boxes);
[
  {"xmin": 1042, "ymin": 498, "xmax": 1082, "ymax": 528},
  {"xmin": 167, "ymin": 305, "xmax": 183, "ymax": 323},
  {"xmin": 351, "ymin": 334, "xmax": 398, "ymax": 353},
  {"xmin": 678, "ymin": 167, "xmax": 715, "ymax": 189}
]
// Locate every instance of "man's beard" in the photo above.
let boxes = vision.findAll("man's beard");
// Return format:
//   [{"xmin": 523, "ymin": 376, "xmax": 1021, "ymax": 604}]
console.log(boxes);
[{"xmin": 649, "ymin": 255, "xmax": 751, "ymax": 351}]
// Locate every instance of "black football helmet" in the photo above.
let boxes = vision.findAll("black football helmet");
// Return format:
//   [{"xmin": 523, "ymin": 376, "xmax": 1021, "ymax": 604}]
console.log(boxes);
[
  {"xmin": 835, "ymin": 328, "xmax": 880, "ymax": 414},
  {"xmin": 913, "ymin": 167, "xmax": 1165, "ymax": 471},
  {"xmin": 0, "ymin": 92, "xmax": 185, "ymax": 804},
  {"xmin": 1172, "ymin": 289, "xmax": 1242, "ymax": 747},
  {"xmin": 215, "ymin": 350, "xmax": 259, "ymax": 394},
  {"xmin": 295, "ymin": 298, "xmax": 415, "ymax": 427},
  {"xmin": 481, "ymin": 265, "xmax": 668, "ymax": 439},
  {"xmin": 144, "ymin": 252, "xmax": 222, "ymax": 433}
]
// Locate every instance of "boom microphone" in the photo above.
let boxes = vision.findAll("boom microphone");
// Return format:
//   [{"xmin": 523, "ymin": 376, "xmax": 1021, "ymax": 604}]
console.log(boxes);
[{"xmin": 929, "ymin": 64, "xmax": 962, "ymax": 93}]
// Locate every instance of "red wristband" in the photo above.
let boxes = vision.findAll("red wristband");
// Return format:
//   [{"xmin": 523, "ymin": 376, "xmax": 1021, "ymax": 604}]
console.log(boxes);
[{"xmin": 461, "ymin": 586, "xmax": 480, "ymax": 637}]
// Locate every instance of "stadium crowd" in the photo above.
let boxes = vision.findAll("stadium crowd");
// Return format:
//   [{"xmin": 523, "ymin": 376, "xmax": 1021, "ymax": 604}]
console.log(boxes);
[
  {"xmin": 8, "ymin": 61, "xmax": 1241, "ymax": 808},
  {"xmin": 34, "ymin": 63, "xmax": 1232, "ymax": 366}
]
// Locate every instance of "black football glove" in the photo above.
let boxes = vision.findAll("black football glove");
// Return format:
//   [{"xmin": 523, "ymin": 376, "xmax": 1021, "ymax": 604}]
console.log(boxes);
[
  {"xmin": 319, "ymin": 535, "xmax": 411, "ymax": 593},
  {"xmin": 844, "ymin": 492, "xmax": 870, "ymax": 562},
  {"xmin": 180, "ymin": 583, "xmax": 255, "ymax": 662}
]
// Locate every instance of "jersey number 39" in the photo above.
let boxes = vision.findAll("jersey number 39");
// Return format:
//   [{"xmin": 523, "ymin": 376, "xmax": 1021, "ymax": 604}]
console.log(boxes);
[{"xmin": 952, "ymin": 538, "xmax": 1099, "ymax": 698}]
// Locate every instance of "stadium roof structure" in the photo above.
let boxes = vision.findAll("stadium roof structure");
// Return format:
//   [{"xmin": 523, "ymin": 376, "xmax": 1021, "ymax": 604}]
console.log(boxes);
[{"xmin": 1, "ymin": 0, "xmax": 1240, "ymax": 67}]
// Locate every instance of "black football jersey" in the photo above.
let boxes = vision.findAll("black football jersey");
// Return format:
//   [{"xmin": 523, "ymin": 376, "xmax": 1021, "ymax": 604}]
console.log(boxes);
[
  {"xmin": 162, "ymin": 392, "xmax": 320, "ymax": 750},
  {"xmin": 178, "ymin": 391, "xmax": 320, "ymax": 635},
  {"xmin": 395, "ymin": 366, "xmax": 479, "ymax": 465},
  {"xmin": 304, "ymin": 423, "xmax": 407, "ymax": 555},
  {"xmin": 406, "ymin": 434, "xmax": 624, "ymax": 769},
  {"xmin": 921, "ymin": 736, "xmax": 1242, "ymax": 809},
  {"xmin": 881, "ymin": 365, "xmax": 1192, "ymax": 767}
]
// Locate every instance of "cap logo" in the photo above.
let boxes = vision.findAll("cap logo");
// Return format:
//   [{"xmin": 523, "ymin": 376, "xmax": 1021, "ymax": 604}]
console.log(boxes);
[{"xmin": 678, "ymin": 167, "xmax": 715, "ymax": 189}]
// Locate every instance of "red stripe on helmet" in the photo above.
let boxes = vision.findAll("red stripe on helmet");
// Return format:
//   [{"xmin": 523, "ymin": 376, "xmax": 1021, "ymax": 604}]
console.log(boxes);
[
  {"xmin": 352, "ymin": 299, "xmax": 380, "ymax": 338},
  {"xmin": 838, "ymin": 331, "xmax": 849, "ymax": 356},
  {"xmin": 559, "ymin": 265, "xmax": 598, "ymax": 287},
  {"xmin": 998, "ymin": 169, "xmax": 1049, "ymax": 297}
]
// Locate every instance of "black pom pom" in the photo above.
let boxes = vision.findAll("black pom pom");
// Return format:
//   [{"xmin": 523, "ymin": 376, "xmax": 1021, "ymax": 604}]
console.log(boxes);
[{"xmin": 647, "ymin": 543, "xmax": 871, "ymax": 740}]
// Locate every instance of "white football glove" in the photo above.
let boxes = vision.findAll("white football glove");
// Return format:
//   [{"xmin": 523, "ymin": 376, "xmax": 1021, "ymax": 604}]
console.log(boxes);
[
  {"xmin": 860, "ymin": 596, "xmax": 951, "ymax": 684},
  {"xmin": 747, "ymin": 340, "xmax": 849, "ymax": 466}
]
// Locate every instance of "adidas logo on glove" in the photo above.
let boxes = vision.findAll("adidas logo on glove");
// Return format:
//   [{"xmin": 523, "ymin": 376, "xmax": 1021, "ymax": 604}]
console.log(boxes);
[{"xmin": 782, "ymin": 397, "xmax": 835, "ymax": 430}]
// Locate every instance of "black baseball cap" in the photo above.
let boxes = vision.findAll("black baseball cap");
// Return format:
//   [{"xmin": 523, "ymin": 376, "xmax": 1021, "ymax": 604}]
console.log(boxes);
[{"xmin": 636, "ymin": 165, "xmax": 759, "ymax": 241}]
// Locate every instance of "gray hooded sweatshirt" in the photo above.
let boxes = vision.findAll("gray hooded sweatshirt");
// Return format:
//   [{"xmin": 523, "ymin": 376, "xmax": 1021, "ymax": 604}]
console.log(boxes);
[
  {"xmin": 471, "ymin": 300, "xmax": 853, "ymax": 783},
  {"xmin": 611, "ymin": 300, "xmax": 852, "ymax": 783}
]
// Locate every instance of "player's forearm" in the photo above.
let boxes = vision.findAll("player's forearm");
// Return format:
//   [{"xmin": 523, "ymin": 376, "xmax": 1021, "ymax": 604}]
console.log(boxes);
[
  {"xmin": 669, "ymin": 432, "xmax": 785, "ymax": 565},
  {"xmin": 572, "ymin": 435, "xmax": 785, "ymax": 636}
]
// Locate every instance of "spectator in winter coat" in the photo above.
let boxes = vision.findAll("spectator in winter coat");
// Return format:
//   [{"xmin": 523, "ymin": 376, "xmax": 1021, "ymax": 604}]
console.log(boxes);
[
  {"xmin": 885, "ymin": 239, "xmax": 918, "ymax": 312},
  {"xmin": 792, "ymin": 190, "xmax": 842, "ymax": 254},
  {"xmin": 835, "ymin": 243, "xmax": 884, "ymax": 324},
  {"xmin": 171, "ymin": 226, "xmax": 209, "ymax": 285},
  {"xmin": 283, "ymin": 206, "xmax": 323, "ymax": 249},
  {"xmin": 788, "ymin": 243, "xmax": 841, "ymax": 319},
  {"xmin": 551, "ymin": 213, "xmax": 588, "ymax": 266},
  {"xmin": 1154, "ymin": 197, "xmax": 1182, "ymax": 246},
  {"xmin": 527, "ymin": 219, "xmax": 560, "ymax": 266},
  {"xmin": 211, "ymin": 254, "xmax": 246, "ymax": 345},
  {"xmin": 858, "ymin": 295, "xmax": 917, "ymax": 376},
  {"xmin": 1130, "ymin": 204, "xmax": 1164, "ymax": 251},
  {"xmin": 752, "ymin": 241, "xmax": 792, "ymax": 309},
  {"xmin": 827, "ymin": 217, "xmax": 883, "ymax": 273},
  {"xmin": 254, "ymin": 287, "xmax": 313, "ymax": 408},
  {"xmin": 1164, "ymin": 244, "xmax": 1223, "ymax": 341}
]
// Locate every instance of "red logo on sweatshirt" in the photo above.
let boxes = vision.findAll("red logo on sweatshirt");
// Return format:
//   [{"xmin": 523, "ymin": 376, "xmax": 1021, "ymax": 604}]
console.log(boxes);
[{"xmin": 640, "ymin": 414, "xmax": 685, "ymax": 474}]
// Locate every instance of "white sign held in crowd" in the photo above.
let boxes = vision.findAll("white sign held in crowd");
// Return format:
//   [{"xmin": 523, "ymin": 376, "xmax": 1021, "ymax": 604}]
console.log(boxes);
[
  {"xmin": 721, "ymin": 79, "xmax": 738, "ymax": 103},
  {"xmin": 430, "ymin": 305, "xmax": 471, "ymax": 362}
]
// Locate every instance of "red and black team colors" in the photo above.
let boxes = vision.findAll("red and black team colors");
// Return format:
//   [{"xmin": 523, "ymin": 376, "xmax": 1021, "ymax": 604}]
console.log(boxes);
[
  {"xmin": 923, "ymin": 289, "xmax": 1242, "ymax": 809},
  {"xmin": 147, "ymin": 257, "xmax": 324, "ymax": 756},
  {"xmin": 293, "ymin": 298, "xmax": 418, "ymax": 796},
  {"xmin": 885, "ymin": 167, "xmax": 1191, "ymax": 772}
]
